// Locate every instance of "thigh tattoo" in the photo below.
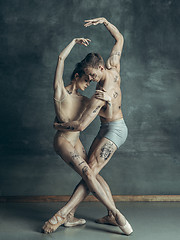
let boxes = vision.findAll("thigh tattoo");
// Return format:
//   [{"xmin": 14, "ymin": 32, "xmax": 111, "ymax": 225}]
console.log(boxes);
[{"xmin": 100, "ymin": 141, "xmax": 114, "ymax": 161}]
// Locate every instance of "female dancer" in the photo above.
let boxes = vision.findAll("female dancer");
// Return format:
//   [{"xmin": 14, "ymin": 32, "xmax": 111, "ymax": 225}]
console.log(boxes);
[{"xmin": 42, "ymin": 38, "xmax": 116, "ymax": 233}]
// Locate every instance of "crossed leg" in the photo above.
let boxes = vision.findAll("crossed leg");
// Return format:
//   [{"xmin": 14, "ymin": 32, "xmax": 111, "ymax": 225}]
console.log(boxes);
[
  {"xmin": 64, "ymin": 138, "xmax": 117, "ymax": 226},
  {"xmin": 42, "ymin": 136, "xmax": 132, "ymax": 234}
]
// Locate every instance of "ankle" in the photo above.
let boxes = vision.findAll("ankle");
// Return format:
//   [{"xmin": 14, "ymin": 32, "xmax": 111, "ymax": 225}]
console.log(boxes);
[
  {"xmin": 108, "ymin": 210, "xmax": 113, "ymax": 217},
  {"xmin": 57, "ymin": 210, "xmax": 67, "ymax": 218}
]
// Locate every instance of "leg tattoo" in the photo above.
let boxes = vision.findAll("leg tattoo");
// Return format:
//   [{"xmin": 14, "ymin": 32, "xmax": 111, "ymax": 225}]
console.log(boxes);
[{"xmin": 100, "ymin": 142, "xmax": 114, "ymax": 161}]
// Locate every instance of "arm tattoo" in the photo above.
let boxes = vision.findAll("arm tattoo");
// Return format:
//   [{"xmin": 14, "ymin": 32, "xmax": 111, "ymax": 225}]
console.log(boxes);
[
  {"xmin": 114, "ymin": 75, "xmax": 119, "ymax": 82},
  {"xmin": 71, "ymin": 151, "xmax": 80, "ymax": 162},
  {"xmin": 113, "ymin": 51, "xmax": 121, "ymax": 56},
  {"xmin": 113, "ymin": 92, "xmax": 118, "ymax": 98},
  {"xmin": 100, "ymin": 142, "xmax": 114, "ymax": 161},
  {"xmin": 93, "ymin": 106, "xmax": 100, "ymax": 113},
  {"xmin": 79, "ymin": 161, "xmax": 85, "ymax": 166},
  {"xmin": 82, "ymin": 166, "xmax": 88, "ymax": 175},
  {"xmin": 66, "ymin": 126, "xmax": 75, "ymax": 130}
]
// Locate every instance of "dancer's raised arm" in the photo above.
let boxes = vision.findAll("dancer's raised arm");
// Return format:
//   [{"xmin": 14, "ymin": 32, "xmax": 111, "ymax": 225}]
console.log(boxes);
[
  {"xmin": 54, "ymin": 38, "xmax": 91, "ymax": 101},
  {"xmin": 84, "ymin": 17, "xmax": 123, "ymax": 72}
]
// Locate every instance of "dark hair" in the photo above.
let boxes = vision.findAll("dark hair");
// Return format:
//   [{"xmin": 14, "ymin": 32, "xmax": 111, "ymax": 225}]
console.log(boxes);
[
  {"xmin": 71, "ymin": 53, "xmax": 104, "ymax": 80},
  {"xmin": 81, "ymin": 53, "xmax": 105, "ymax": 69},
  {"xmin": 71, "ymin": 62, "xmax": 85, "ymax": 81}
]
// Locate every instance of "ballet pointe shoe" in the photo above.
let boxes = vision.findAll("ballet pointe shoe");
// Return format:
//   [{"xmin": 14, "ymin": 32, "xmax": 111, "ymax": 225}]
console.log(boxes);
[
  {"xmin": 42, "ymin": 212, "xmax": 66, "ymax": 234},
  {"xmin": 64, "ymin": 217, "xmax": 86, "ymax": 227},
  {"xmin": 95, "ymin": 215, "xmax": 118, "ymax": 226},
  {"xmin": 119, "ymin": 219, "xmax": 133, "ymax": 235}
]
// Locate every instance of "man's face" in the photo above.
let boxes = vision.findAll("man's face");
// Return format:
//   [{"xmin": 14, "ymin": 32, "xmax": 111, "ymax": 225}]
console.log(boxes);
[{"xmin": 84, "ymin": 67, "xmax": 102, "ymax": 83}]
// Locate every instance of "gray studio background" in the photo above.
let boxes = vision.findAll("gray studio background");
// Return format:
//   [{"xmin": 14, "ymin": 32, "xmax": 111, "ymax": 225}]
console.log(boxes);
[{"xmin": 0, "ymin": 0, "xmax": 179, "ymax": 196}]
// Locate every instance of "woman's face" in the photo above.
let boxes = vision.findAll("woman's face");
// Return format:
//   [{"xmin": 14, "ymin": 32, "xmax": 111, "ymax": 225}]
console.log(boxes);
[{"xmin": 76, "ymin": 74, "xmax": 91, "ymax": 91}]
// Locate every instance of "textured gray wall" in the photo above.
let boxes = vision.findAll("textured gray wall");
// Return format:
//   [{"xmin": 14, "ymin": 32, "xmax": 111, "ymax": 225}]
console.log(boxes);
[{"xmin": 0, "ymin": 0, "xmax": 180, "ymax": 196}]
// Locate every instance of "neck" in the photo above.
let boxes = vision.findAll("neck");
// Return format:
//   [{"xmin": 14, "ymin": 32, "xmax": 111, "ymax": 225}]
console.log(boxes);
[
  {"xmin": 67, "ymin": 81, "xmax": 78, "ymax": 94},
  {"xmin": 100, "ymin": 68, "xmax": 108, "ymax": 83}
]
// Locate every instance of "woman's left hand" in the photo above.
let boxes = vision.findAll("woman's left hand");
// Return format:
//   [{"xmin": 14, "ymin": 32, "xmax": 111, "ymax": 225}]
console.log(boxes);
[{"xmin": 75, "ymin": 38, "xmax": 91, "ymax": 46}]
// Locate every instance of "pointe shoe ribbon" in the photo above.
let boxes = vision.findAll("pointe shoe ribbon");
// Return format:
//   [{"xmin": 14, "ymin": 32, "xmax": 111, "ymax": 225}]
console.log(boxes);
[{"xmin": 49, "ymin": 213, "xmax": 66, "ymax": 225}]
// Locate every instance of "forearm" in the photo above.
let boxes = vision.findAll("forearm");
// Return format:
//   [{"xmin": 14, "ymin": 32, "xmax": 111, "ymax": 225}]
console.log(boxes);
[
  {"xmin": 59, "ymin": 39, "xmax": 76, "ymax": 60},
  {"xmin": 103, "ymin": 19, "xmax": 123, "ymax": 41}
]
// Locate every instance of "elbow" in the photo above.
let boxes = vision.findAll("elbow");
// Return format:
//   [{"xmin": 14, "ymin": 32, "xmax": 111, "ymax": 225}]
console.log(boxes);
[
  {"xmin": 58, "ymin": 55, "xmax": 64, "ymax": 61},
  {"xmin": 116, "ymin": 33, "xmax": 124, "ymax": 42}
]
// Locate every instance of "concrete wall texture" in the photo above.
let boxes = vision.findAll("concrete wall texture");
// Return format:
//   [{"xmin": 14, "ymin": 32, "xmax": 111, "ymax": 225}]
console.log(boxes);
[{"xmin": 0, "ymin": 0, "xmax": 179, "ymax": 196}]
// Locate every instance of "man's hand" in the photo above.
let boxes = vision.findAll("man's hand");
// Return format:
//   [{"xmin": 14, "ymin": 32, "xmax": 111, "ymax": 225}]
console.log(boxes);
[
  {"xmin": 84, "ymin": 17, "xmax": 108, "ymax": 27},
  {"xmin": 95, "ymin": 88, "xmax": 111, "ymax": 103},
  {"xmin": 74, "ymin": 38, "xmax": 91, "ymax": 46}
]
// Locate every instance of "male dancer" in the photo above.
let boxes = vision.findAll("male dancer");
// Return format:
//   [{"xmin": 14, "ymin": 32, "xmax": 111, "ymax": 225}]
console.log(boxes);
[{"xmin": 54, "ymin": 17, "xmax": 131, "ymax": 230}]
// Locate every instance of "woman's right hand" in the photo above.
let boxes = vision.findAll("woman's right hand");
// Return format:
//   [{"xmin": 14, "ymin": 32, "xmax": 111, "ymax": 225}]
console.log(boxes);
[{"xmin": 74, "ymin": 38, "xmax": 91, "ymax": 46}]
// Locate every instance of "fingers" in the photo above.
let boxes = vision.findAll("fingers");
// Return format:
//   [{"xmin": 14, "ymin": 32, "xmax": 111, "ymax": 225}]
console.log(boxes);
[
  {"xmin": 76, "ymin": 38, "xmax": 91, "ymax": 46},
  {"xmin": 84, "ymin": 18, "xmax": 104, "ymax": 27}
]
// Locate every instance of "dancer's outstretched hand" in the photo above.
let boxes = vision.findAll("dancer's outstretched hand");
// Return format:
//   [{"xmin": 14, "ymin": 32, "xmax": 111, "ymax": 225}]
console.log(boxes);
[
  {"xmin": 75, "ymin": 38, "xmax": 91, "ymax": 46},
  {"xmin": 84, "ymin": 17, "xmax": 107, "ymax": 27}
]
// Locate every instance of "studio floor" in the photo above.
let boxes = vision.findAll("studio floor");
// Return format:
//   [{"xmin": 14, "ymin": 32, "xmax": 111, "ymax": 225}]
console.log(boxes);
[{"xmin": 0, "ymin": 201, "xmax": 179, "ymax": 240}]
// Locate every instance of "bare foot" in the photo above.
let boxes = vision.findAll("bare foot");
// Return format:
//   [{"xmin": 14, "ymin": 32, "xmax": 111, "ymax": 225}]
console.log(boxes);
[
  {"xmin": 64, "ymin": 215, "xmax": 86, "ymax": 227},
  {"xmin": 42, "ymin": 211, "xmax": 66, "ymax": 234},
  {"xmin": 114, "ymin": 210, "xmax": 133, "ymax": 235},
  {"xmin": 95, "ymin": 215, "xmax": 118, "ymax": 226}
]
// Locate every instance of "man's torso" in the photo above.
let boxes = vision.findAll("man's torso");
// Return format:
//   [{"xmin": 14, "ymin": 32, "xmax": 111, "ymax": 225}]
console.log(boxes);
[{"xmin": 98, "ymin": 68, "xmax": 123, "ymax": 123}]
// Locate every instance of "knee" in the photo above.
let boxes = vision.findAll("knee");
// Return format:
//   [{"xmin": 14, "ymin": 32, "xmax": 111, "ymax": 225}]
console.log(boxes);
[
  {"xmin": 88, "ymin": 154, "xmax": 101, "ymax": 176},
  {"xmin": 82, "ymin": 166, "xmax": 95, "ymax": 182}
]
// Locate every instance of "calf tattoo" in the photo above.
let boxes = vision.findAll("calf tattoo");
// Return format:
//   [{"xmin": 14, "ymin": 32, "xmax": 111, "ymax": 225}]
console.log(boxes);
[{"xmin": 100, "ymin": 142, "xmax": 114, "ymax": 161}]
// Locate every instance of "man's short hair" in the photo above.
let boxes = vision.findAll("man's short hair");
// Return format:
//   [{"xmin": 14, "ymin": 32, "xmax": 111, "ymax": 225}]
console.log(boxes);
[
  {"xmin": 81, "ymin": 53, "xmax": 105, "ymax": 69},
  {"xmin": 71, "ymin": 53, "xmax": 104, "ymax": 80}
]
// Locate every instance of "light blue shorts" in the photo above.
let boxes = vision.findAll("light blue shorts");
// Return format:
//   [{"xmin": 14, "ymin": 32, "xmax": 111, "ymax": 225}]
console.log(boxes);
[{"xmin": 95, "ymin": 119, "xmax": 128, "ymax": 148}]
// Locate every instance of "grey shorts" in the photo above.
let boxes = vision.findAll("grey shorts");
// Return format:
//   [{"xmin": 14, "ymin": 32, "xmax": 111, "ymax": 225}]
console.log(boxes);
[{"xmin": 95, "ymin": 118, "xmax": 128, "ymax": 148}]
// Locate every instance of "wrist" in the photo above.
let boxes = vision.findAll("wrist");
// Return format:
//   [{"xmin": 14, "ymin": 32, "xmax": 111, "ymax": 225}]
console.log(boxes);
[
  {"xmin": 104, "ymin": 19, "xmax": 109, "ymax": 26},
  {"xmin": 107, "ymin": 97, "xmax": 111, "ymax": 105}
]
